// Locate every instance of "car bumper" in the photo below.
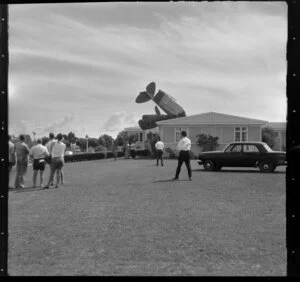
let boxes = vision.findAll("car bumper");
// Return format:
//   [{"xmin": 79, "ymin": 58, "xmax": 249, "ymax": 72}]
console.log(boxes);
[{"xmin": 197, "ymin": 160, "xmax": 203, "ymax": 165}]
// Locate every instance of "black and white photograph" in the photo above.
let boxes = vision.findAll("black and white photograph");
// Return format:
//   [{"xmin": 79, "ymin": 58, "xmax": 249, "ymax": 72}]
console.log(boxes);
[{"xmin": 4, "ymin": 1, "xmax": 288, "ymax": 276}]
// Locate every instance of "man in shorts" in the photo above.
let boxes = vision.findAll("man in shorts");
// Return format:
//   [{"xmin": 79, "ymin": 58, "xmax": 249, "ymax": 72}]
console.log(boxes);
[{"xmin": 29, "ymin": 138, "xmax": 49, "ymax": 188}]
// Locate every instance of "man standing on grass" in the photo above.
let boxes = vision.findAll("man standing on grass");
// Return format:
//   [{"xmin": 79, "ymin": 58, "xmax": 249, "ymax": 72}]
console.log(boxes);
[
  {"xmin": 155, "ymin": 137, "xmax": 164, "ymax": 166},
  {"xmin": 8, "ymin": 135, "xmax": 16, "ymax": 188},
  {"xmin": 14, "ymin": 134, "xmax": 30, "ymax": 189},
  {"xmin": 173, "ymin": 130, "xmax": 192, "ymax": 181},
  {"xmin": 130, "ymin": 141, "xmax": 136, "ymax": 159},
  {"xmin": 45, "ymin": 133, "xmax": 66, "ymax": 189},
  {"xmin": 29, "ymin": 138, "xmax": 49, "ymax": 188}
]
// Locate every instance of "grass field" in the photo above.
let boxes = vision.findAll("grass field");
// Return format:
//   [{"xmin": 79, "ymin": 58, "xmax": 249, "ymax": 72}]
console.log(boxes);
[{"xmin": 8, "ymin": 158, "xmax": 286, "ymax": 276}]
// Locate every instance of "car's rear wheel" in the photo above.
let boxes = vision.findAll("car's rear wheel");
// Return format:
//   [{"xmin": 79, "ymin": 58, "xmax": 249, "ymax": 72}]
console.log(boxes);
[
  {"xmin": 203, "ymin": 160, "xmax": 215, "ymax": 171},
  {"xmin": 259, "ymin": 161, "xmax": 275, "ymax": 172}
]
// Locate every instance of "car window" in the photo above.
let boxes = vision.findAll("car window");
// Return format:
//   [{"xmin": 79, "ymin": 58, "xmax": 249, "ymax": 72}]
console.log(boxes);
[
  {"xmin": 262, "ymin": 143, "xmax": 273, "ymax": 152},
  {"xmin": 230, "ymin": 144, "xmax": 242, "ymax": 152},
  {"xmin": 243, "ymin": 145, "xmax": 259, "ymax": 153}
]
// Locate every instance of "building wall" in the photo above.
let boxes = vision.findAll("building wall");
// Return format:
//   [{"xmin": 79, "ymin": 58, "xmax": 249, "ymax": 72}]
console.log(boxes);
[
  {"xmin": 159, "ymin": 124, "xmax": 264, "ymax": 157},
  {"xmin": 247, "ymin": 126, "xmax": 261, "ymax": 141}
]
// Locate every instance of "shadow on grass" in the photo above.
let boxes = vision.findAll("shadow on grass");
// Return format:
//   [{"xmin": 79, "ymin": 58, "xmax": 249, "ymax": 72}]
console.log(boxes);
[
  {"xmin": 10, "ymin": 187, "xmax": 54, "ymax": 193},
  {"xmin": 192, "ymin": 168, "xmax": 286, "ymax": 174},
  {"xmin": 153, "ymin": 179, "xmax": 192, "ymax": 183}
]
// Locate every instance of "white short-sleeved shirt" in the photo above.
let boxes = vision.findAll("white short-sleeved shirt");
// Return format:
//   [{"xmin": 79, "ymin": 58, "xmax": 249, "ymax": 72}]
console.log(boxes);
[
  {"xmin": 51, "ymin": 141, "xmax": 66, "ymax": 158},
  {"xmin": 30, "ymin": 144, "xmax": 49, "ymax": 159},
  {"xmin": 177, "ymin": 137, "xmax": 191, "ymax": 151},
  {"xmin": 155, "ymin": 141, "xmax": 164, "ymax": 150}
]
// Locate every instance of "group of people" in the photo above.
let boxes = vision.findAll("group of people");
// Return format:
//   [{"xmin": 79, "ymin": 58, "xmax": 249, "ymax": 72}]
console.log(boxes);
[
  {"xmin": 155, "ymin": 130, "xmax": 192, "ymax": 180},
  {"xmin": 8, "ymin": 130, "xmax": 192, "ymax": 189},
  {"xmin": 8, "ymin": 132, "xmax": 66, "ymax": 189}
]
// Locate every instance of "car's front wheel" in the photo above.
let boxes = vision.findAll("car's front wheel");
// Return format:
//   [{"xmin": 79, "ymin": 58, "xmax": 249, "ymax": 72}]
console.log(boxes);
[
  {"xmin": 259, "ymin": 161, "xmax": 275, "ymax": 172},
  {"xmin": 203, "ymin": 160, "xmax": 215, "ymax": 171}
]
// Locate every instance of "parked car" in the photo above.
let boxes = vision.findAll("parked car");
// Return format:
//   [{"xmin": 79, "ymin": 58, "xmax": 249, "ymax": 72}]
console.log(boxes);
[{"xmin": 197, "ymin": 142, "xmax": 286, "ymax": 172}]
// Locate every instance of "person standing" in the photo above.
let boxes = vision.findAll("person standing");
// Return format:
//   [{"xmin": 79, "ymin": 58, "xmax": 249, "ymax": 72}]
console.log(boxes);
[
  {"xmin": 45, "ymin": 133, "xmax": 64, "ymax": 185},
  {"xmin": 45, "ymin": 133, "xmax": 56, "ymax": 184},
  {"xmin": 29, "ymin": 139, "xmax": 49, "ymax": 188},
  {"xmin": 14, "ymin": 134, "xmax": 30, "ymax": 189},
  {"xmin": 45, "ymin": 133, "xmax": 66, "ymax": 189},
  {"xmin": 173, "ymin": 131, "xmax": 192, "ymax": 180},
  {"xmin": 130, "ymin": 141, "xmax": 136, "ymax": 159},
  {"xmin": 8, "ymin": 135, "xmax": 16, "ymax": 188},
  {"xmin": 155, "ymin": 137, "xmax": 164, "ymax": 166}
]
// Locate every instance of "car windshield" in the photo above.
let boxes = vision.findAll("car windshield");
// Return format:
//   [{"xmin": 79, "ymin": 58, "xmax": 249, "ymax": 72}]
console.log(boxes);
[{"xmin": 262, "ymin": 143, "xmax": 273, "ymax": 152}]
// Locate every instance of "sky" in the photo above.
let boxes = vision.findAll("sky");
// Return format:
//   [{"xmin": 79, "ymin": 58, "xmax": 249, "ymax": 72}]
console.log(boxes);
[{"xmin": 8, "ymin": 2, "xmax": 287, "ymax": 139}]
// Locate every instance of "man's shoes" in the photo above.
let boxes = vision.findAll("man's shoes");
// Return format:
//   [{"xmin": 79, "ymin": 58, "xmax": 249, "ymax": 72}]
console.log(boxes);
[
  {"xmin": 189, "ymin": 177, "xmax": 192, "ymax": 181},
  {"xmin": 173, "ymin": 177, "xmax": 178, "ymax": 180},
  {"xmin": 161, "ymin": 164, "xmax": 164, "ymax": 166},
  {"xmin": 43, "ymin": 186, "xmax": 49, "ymax": 189}
]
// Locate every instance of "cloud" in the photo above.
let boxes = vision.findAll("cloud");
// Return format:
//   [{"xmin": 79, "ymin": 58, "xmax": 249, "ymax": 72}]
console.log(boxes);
[
  {"xmin": 42, "ymin": 115, "xmax": 74, "ymax": 133},
  {"xmin": 101, "ymin": 112, "xmax": 139, "ymax": 132}
]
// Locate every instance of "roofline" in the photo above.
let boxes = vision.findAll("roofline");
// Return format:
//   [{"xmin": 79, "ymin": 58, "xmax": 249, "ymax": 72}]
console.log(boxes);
[{"xmin": 156, "ymin": 111, "xmax": 268, "ymax": 125}]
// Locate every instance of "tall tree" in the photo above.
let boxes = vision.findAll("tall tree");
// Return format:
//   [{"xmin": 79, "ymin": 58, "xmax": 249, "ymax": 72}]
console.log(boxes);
[
  {"xmin": 98, "ymin": 134, "xmax": 114, "ymax": 150},
  {"xmin": 262, "ymin": 126, "xmax": 276, "ymax": 149},
  {"xmin": 68, "ymin": 131, "xmax": 76, "ymax": 144},
  {"xmin": 114, "ymin": 130, "xmax": 128, "ymax": 147}
]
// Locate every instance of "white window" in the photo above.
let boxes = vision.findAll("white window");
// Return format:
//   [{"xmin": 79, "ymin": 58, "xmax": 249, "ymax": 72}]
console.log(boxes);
[
  {"xmin": 175, "ymin": 128, "xmax": 189, "ymax": 142},
  {"xmin": 234, "ymin": 127, "xmax": 247, "ymax": 142}
]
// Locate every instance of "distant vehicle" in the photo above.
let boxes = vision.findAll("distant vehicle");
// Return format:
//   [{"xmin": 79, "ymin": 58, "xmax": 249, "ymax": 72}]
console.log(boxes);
[
  {"xmin": 65, "ymin": 151, "xmax": 73, "ymax": 156},
  {"xmin": 197, "ymin": 142, "xmax": 286, "ymax": 172}
]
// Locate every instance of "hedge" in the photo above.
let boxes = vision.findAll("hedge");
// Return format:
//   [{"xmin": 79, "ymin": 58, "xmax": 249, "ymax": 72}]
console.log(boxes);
[{"xmin": 64, "ymin": 150, "xmax": 150, "ymax": 163}]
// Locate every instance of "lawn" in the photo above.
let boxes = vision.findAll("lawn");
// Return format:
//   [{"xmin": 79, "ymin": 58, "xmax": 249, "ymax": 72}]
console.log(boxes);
[{"xmin": 8, "ymin": 158, "xmax": 286, "ymax": 276}]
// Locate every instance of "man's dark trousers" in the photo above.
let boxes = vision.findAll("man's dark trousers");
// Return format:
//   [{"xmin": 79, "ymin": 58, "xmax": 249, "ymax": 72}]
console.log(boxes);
[
  {"xmin": 156, "ymin": 149, "xmax": 163, "ymax": 166},
  {"xmin": 175, "ymin": 150, "xmax": 192, "ymax": 178}
]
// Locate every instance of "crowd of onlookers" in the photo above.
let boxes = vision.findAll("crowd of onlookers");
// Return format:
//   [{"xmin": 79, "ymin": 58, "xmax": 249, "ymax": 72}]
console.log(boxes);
[
  {"xmin": 8, "ymin": 130, "xmax": 193, "ymax": 190},
  {"xmin": 8, "ymin": 133, "xmax": 66, "ymax": 189}
]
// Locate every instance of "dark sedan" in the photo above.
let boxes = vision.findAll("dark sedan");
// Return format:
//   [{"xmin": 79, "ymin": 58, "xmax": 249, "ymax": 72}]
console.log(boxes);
[{"xmin": 197, "ymin": 142, "xmax": 286, "ymax": 172}]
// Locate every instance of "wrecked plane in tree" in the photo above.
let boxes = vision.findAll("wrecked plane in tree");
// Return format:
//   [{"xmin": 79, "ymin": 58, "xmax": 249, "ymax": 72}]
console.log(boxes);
[{"xmin": 135, "ymin": 82, "xmax": 186, "ymax": 130}]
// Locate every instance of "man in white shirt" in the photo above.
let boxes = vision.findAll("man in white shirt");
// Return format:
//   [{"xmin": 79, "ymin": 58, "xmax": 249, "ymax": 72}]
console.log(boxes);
[
  {"xmin": 45, "ymin": 133, "xmax": 66, "ymax": 189},
  {"xmin": 155, "ymin": 137, "xmax": 164, "ymax": 166},
  {"xmin": 174, "ymin": 130, "xmax": 192, "ymax": 180},
  {"xmin": 29, "ymin": 138, "xmax": 49, "ymax": 188}
]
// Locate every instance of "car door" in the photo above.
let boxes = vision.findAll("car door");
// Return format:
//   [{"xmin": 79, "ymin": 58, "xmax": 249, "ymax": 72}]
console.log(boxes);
[
  {"xmin": 242, "ymin": 144, "xmax": 260, "ymax": 166},
  {"xmin": 222, "ymin": 144, "xmax": 243, "ymax": 167}
]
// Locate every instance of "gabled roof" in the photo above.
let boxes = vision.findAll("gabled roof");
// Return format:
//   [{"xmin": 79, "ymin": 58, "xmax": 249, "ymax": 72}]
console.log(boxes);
[
  {"xmin": 156, "ymin": 112, "xmax": 268, "ymax": 125},
  {"xmin": 266, "ymin": 122, "xmax": 286, "ymax": 130}
]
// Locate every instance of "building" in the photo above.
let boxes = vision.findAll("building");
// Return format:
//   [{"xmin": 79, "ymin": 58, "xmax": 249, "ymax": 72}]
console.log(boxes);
[
  {"xmin": 124, "ymin": 112, "xmax": 286, "ymax": 156},
  {"xmin": 265, "ymin": 122, "xmax": 286, "ymax": 151},
  {"xmin": 156, "ymin": 112, "xmax": 268, "ymax": 155}
]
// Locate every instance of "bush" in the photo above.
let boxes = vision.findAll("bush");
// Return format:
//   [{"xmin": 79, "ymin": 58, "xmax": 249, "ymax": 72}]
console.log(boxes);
[
  {"xmin": 196, "ymin": 133, "xmax": 219, "ymax": 152},
  {"xmin": 135, "ymin": 149, "xmax": 151, "ymax": 158},
  {"xmin": 165, "ymin": 147, "xmax": 177, "ymax": 159},
  {"xmin": 64, "ymin": 152, "xmax": 105, "ymax": 163}
]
